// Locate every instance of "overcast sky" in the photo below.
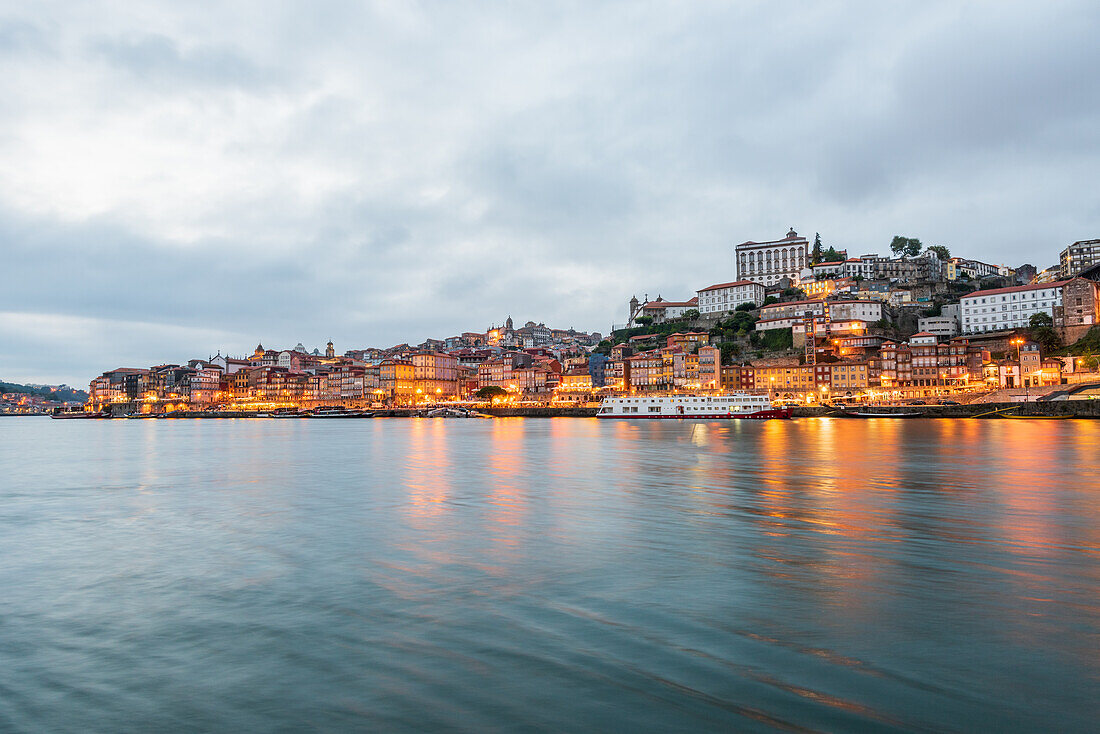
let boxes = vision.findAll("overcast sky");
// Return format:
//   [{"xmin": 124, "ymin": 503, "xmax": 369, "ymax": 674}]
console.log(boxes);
[{"xmin": 2, "ymin": 1, "xmax": 1098, "ymax": 385}]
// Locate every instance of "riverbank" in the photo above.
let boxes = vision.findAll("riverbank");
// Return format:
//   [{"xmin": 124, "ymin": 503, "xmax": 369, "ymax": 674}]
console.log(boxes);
[{"xmin": 35, "ymin": 401, "xmax": 1100, "ymax": 419}]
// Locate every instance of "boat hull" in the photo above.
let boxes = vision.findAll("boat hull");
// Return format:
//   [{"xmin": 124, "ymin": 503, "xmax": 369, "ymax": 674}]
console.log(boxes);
[{"xmin": 597, "ymin": 408, "xmax": 792, "ymax": 420}]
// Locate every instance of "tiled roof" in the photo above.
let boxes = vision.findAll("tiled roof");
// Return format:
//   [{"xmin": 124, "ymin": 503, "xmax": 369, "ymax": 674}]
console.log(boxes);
[
  {"xmin": 698, "ymin": 281, "xmax": 760, "ymax": 292},
  {"xmin": 960, "ymin": 281, "xmax": 1069, "ymax": 298}
]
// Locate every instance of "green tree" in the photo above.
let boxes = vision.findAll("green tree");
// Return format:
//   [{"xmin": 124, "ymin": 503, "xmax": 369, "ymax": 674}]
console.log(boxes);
[
  {"xmin": 811, "ymin": 232, "xmax": 823, "ymax": 264},
  {"xmin": 890, "ymin": 235, "xmax": 923, "ymax": 258},
  {"xmin": 750, "ymin": 327, "xmax": 793, "ymax": 351},
  {"xmin": 735, "ymin": 301, "xmax": 755, "ymax": 312},
  {"xmin": 762, "ymin": 296, "xmax": 779, "ymax": 306},
  {"xmin": 730, "ymin": 310, "xmax": 757, "ymax": 335},
  {"xmin": 720, "ymin": 342, "xmax": 741, "ymax": 365},
  {"xmin": 926, "ymin": 244, "xmax": 951, "ymax": 261},
  {"xmin": 680, "ymin": 308, "xmax": 700, "ymax": 321},
  {"xmin": 820, "ymin": 247, "xmax": 843, "ymax": 263},
  {"xmin": 635, "ymin": 315, "xmax": 653, "ymax": 326},
  {"xmin": 1029, "ymin": 312, "xmax": 1053, "ymax": 329},
  {"xmin": 1028, "ymin": 322, "xmax": 1061, "ymax": 354},
  {"xmin": 474, "ymin": 386, "xmax": 508, "ymax": 403}
]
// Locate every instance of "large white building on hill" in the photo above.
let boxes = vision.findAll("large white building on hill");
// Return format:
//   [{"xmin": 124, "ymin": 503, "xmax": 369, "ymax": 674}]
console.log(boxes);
[{"xmin": 735, "ymin": 229, "xmax": 808, "ymax": 287}]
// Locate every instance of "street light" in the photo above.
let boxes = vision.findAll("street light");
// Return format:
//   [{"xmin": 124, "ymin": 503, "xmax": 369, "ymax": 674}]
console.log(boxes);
[{"xmin": 1009, "ymin": 337, "xmax": 1025, "ymax": 390}]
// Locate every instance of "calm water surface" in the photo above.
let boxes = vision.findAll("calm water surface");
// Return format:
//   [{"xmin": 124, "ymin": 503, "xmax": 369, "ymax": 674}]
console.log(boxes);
[{"xmin": 1, "ymin": 417, "xmax": 1098, "ymax": 732}]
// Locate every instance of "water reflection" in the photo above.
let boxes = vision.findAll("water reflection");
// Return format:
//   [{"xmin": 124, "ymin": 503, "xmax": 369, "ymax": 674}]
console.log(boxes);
[{"xmin": 1, "ymin": 418, "xmax": 1098, "ymax": 732}]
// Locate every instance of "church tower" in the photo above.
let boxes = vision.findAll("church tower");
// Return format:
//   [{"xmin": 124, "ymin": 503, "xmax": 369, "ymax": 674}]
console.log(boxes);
[{"xmin": 326, "ymin": 340, "xmax": 335, "ymax": 358}]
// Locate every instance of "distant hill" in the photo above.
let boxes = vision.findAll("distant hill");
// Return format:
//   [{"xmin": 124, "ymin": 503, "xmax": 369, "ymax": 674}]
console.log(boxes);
[{"xmin": 0, "ymin": 381, "xmax": 89, "ymax": 403}]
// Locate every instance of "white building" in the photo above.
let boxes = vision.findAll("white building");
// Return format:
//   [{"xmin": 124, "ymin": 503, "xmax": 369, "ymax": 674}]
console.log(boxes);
[
  {"xmin": 755, "ymin": 299, "xmax": 884, "ymax": 331},
  {"xmin": 638, "ymin": 297, "xmax": 699, "ymax": 324},
  {"xmin": 696, "ymin": 281, "xmax": 766, "ymax": 316},
  {"xmin": 960, "ymin": 282, "xmax": 1067, "ymax": 334},
  {"xmin": 951, "ymin": 257, "xmax": 1000, "ymax": 279},
  {"xmin": 735, "ymin": 229, "xmax": 808, "ymax": 287},
  {"xmin": 917, "ymin": 316, "xmax": 959, "ymax": 339}
]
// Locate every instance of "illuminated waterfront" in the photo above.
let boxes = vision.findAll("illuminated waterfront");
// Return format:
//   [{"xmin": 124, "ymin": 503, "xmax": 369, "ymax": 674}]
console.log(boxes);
[{"xmin": 2, "ymin": 418, "xmax": 1098, "ymax": 731}]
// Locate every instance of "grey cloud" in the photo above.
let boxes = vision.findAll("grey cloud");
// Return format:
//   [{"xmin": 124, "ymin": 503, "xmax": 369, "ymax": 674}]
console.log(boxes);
[
  {"xmin": 0, "ymin": 18, "xmax": 52, "ymax": 55},
  {"xmin": 86, "ymin": 33, "xmax": 277, "ymax": 90},
  {"xmin": 2, "ymin": 1, "xmax": 1099, "ymax": 384}
]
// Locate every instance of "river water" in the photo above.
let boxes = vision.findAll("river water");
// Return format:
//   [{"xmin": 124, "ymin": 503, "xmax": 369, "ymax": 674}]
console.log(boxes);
[{"xmin": 1, "ymin": 417, "xmax": 1097, "ymax": 732}]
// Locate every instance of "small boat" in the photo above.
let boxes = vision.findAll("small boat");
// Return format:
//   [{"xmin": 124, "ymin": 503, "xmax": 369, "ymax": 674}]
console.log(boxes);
[
  {"xmin": 50, "ymin": 410, "xmax": 101, "ymax": 419},
  {"xmin": 423, "ymin": 407, "xmax": 493, "ymax": 418},
  {"xmin": 272, "ymin": 408, "xmax": 307, "ymax": 419},
  {"xmin": 308, "ymin": 406, "xmax": 372, "ymax": 418},
  {"xmin": 998, "ymin": 412, "xmax": 1073, "ymax": 420},
  {"xmin": 837, "ymin": 408, "xmax": 924, "ymax": 418}
]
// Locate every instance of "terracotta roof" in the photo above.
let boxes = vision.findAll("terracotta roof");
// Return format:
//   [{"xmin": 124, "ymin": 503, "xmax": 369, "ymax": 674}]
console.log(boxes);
[
  {"xmin": 910, "ymin": 332, "xmax": 935, "ymax": 338},
  {"xmin": 698, "ymin": 280, "xmax": 760, "ymax": 292},
  {"xmin": 642, "ymin": 297, "xmax": 697, "ymax": 309},
  {"xmin": 814, "ymin": 261, "xmax": 844, "ymax": 267},
  {"xmin": 960, "ymin": 281, "xmax": 1069, "ymax": 298}
]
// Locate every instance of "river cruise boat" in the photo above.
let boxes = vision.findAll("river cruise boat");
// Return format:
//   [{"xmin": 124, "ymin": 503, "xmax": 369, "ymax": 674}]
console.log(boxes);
[{"xmin": 597, "ymin": 394, "xmax": 792, "ymax": 419}]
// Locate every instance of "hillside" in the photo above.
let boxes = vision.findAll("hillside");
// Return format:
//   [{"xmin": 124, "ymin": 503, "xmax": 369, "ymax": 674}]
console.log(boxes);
[{"xmin": 0, "ymin": 381, "xmax": 89, "ymax": 403}]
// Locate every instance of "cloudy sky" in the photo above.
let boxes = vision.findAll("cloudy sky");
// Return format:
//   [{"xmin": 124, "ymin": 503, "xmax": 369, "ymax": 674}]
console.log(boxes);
[{"xmin": 2, "ymin": 1, "xmax": 1098, "ymax": 385}]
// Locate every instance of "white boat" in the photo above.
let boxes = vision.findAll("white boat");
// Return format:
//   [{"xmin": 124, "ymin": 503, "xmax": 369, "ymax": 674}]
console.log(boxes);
[{"xmin": 596, "ymin": 393, "xmax": 792, "ymax": 419}]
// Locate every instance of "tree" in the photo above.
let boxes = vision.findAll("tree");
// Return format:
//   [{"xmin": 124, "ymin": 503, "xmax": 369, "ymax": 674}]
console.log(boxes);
[
  {"xmin": 811, "ymin": 232, "xmax": 823, "ymax": 265},
  {"xmin": 730, "ymin": 310, "xmax": 757, "ymax": 335},
  {"xmin": 762, "ymin": 295, "xmax": 779, "ymax": 306},
  {"xmin": 635, "ymin": 315, "xmax": 653, "ymax": 326},
  {"xmin": 926, "ymin": 244, "xmax": 951, "ymax": 261},
  {"xmin": 680, "ymin": 308, "xmax": 700, "ymax": 321},
  {"xmin": 1029, "ymin": 312, "xmax": 1053, "ymax": 329},
  {"xmin": 735, "ymin": 301, "xmax": 755, "ymax": 312},
  {"xmin": 890, "ymin": 235, "xmax": 923, "ymax": 258},
  {"xmin": 1030, "ymin": 327, "xmax": 1062, "ymax": 354},
  {"xmin": 720, "ymin": 342, "xmax": 741, "ymax": 365},
  {"xmin": 750, "ymin": 327, "xmax": 793, "ymax": 351},
  {"xmin": 474, "ymin": 386, "xmax": 508, "ymax": 403},
  {"xmin": 820, "ymin": 247, "xmax": 843, "ymax": 263}
]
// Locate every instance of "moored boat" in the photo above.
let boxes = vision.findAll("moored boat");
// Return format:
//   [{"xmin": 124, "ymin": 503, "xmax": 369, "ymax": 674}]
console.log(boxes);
[
  {"xmin": 837, "ymin": 408, "xmax": 924, "ymax": 418},
  {"xmin": 423, "ymin": 407, "xmax": 493, "ymax": 418},
  {"xmin": 596, "ymin": 393, "xmax": 791, "ymax": 419},
  {"xmin": 308, "ymin": 406, "xmax": 372, "ymax": 418},
  {"xmin": 50, "ymin": 409, "xmax": 105, "ymax": 419}
]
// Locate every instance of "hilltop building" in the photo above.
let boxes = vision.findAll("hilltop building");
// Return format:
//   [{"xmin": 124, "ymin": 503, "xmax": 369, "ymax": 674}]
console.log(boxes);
[{"xmin": 735, "ymin": 229, "xmax": 808, "ymax": 287}]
